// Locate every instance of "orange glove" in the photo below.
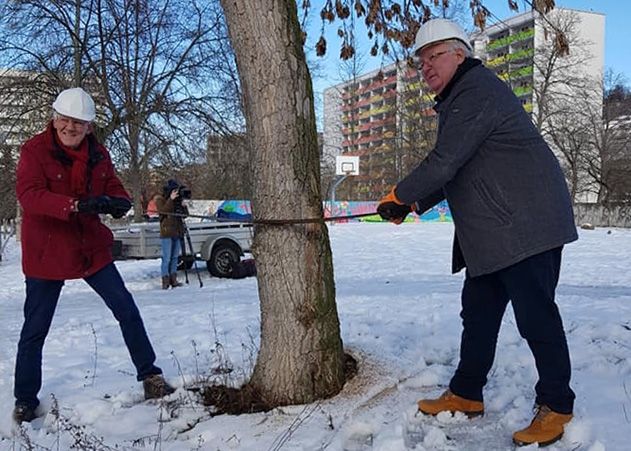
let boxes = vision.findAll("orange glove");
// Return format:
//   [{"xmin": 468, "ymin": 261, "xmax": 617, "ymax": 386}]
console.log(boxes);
[{"xmin": 377, "ymin": 187, "xmax": 415, "ymax": 224}]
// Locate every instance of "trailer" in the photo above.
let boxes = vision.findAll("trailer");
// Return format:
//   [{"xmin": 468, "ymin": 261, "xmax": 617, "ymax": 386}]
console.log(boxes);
[{"xmin": 110, "ymin": 220, "xmax": 253, "ymax": 278}]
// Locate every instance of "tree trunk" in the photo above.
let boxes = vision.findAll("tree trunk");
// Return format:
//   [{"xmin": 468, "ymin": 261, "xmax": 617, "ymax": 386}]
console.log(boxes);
[
  {"xmin": 219, "ymin": 0, "xmax": 345, "ymax": 405},
  {"xmin": 127, "ymin": 122, "xmax": 144, "ymax": 222}
]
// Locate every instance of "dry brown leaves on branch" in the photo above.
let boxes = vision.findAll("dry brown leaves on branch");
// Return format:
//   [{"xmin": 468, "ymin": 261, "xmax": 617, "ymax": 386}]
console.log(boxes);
[
  {"xmin": 533, "ymin": 0, "xmax": 556, "ymax": 14},
  {"xmin": 305, "ymin": 0, "xmax": 562, "ymax": 60},
  {"xmin": 316, "ymin": 36, "xmax": 327, "ymax": 56},
  {"xmin": 554, "ymin": 30, "xmax": 569, "ymax": 56},
  {"xmin": 310, "ymin": 0, "xmax": 428, "ymax": 60},
  {"xmin": 473, "ymin": 7, "xmax": 488, "ymax": 30},
  {"xmin": 531, "ymin": 0, "xmax": 568, "ymax": 56}
]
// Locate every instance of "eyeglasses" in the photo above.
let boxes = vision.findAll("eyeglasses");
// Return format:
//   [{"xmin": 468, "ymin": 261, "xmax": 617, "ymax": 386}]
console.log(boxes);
[
  {"xmin": 417, "ymin": 49, "xmax": 453, "ymax": 70},
  {"xmin": 54, "ymin": 114, "xmax": 90, "ymax": 127}
]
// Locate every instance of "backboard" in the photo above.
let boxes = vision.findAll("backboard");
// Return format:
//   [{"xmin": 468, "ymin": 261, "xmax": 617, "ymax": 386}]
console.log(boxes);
[{"xmin": 335, "ymin": 155, "xmax": 360, "ymax": 176}]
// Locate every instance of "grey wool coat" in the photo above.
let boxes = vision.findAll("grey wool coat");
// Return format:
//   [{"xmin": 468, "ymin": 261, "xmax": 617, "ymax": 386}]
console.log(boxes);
[{"xmin": 395, "ymin": 59, "xmax": 578, "ymax": 277}]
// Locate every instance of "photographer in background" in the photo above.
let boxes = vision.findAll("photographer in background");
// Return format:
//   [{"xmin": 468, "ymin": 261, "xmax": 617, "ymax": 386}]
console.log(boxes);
[
  {"xmin": 13, "ymin": 87, "xmax": 174, "ymax": 424},
  {"xmin": 156, "ymin": 179, "xmax": 189, "ymax": 289}
]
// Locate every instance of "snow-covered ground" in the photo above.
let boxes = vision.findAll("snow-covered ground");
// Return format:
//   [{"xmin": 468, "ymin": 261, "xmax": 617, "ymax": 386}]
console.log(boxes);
[{"xmin": 0, "ymin": 222, "xmax": 629, "ymax": 450}]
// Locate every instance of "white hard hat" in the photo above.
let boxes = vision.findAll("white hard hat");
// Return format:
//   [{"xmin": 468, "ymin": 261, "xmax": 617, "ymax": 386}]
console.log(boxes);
[
  {"xmin": 413, "ymin": 18, "xmax": 471, "ymax": 54},
  {"xmin": 52, "ymin": 87, "xmax": 96, "ymax": 122}
]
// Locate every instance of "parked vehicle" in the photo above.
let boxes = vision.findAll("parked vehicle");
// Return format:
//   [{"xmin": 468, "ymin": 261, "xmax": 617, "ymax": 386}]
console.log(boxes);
[{"xmin": 110, "ymin": 220, "xmax": 253, "ymax": 278}]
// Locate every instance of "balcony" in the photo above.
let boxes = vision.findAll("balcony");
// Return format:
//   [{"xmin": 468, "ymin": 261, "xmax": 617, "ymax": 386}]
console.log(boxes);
[
  {"xmin": 508, "ymin": 47, "xmax": 535, "ymax": 63},
  {"xmin": 357, "ymin": 104, "xmax": 392, "ymax": 120},
  {"xmin": 488, "ymin": 47, "xmax": 534, "ymax": 68},
  {"xmin": 487, "ymin": 28, "xmax": 534, "ymax": 52},
  {"xmin": 345, "ymin": 128, "xmax": 397, "ymax": 147},
  {"xmin": 498, "ymin": 65, "xmax": 533, "ymax": 82},
  {"xmin": 513, "ymin": 85, "xmax": 533, "ymax": 97},
  {"xmin": 358, "ymin": 75, "xmax": 397, "ymax": 95}
]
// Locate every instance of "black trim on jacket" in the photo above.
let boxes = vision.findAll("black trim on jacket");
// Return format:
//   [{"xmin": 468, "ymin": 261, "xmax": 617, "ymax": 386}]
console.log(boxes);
[{"xmin": 434, "ymin": 57, "xmax": 482, "ymax": 106}]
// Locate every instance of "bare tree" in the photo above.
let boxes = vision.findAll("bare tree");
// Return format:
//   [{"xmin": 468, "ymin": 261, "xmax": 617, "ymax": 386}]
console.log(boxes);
[
  {"xmin": 529, "ymin": 9, "xmax": 601, "ymax": 202},
  {"xmin": 0, "ymin": 142, "xmax": 16, "ymax": 220},
  {"xmin": 545, "ymin": 103, "xmax": 593, "ymax": 202},
  {"xmin": 0, "ymin": 0, "xmax": 241, "ymax": 220},
  {"xmin": 531, "ymin": 10, "xmax": 593, "ymax": 134},
  {"xmin": 582, "ymin": 72, "xmax": 631, "ymax": 203}
]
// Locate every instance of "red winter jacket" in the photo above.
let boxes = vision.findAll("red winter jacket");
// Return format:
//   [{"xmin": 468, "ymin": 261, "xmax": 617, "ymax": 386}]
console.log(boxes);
[{"xmin": 16, "ymin": 122, "xmax": 130, "ymax": 280}]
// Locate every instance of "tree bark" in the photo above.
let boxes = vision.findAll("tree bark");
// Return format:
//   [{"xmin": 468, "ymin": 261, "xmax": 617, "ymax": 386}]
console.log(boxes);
[{"xmin": 219, "ymin": 0, "xmax": 345, "ymax": 405}]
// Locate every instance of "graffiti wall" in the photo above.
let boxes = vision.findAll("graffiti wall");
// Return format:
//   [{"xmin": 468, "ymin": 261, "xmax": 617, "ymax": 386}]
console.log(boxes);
[{"xmin": 211, "ymin": 200, "xmax": 452, "ymax": 223}]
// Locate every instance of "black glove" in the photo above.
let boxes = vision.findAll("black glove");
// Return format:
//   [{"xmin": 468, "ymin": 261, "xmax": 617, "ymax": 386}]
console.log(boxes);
[
  {"xmin": 108, "ymin": 197, "xmax": 132, "ymax": 219},
  {"xmin": 77, "ymin": 195, "xmax": 112, "ymax": 215},
  {"xmin": 377, "ymin": 202, "xmax": 411, "ymax": 222},
  {"xmin": 377, "ymin": 187, "xmax": 414, "ymax": 224},
  {"xmin": 77, "ymin": 196, "xmax": 131, "ymax": 218}
]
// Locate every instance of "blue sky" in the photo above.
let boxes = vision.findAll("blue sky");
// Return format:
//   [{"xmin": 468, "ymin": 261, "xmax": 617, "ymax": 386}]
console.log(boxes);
[{"xmin": 309, "ymin": 0, "xmax": 630, "ymax": 109}]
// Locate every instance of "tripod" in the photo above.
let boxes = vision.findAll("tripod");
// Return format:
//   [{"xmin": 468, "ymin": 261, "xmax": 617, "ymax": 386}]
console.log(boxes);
[{"xmin": 179, "ymin": 220, "xmax": 203, "ymax": 288}]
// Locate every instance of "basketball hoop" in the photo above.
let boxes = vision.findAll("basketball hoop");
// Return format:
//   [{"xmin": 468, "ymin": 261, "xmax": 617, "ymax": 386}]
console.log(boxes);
[
  {"xmin": 329, "ymin": 156, "xmax": 360, "ymax": 223},
  {"xmin": 335, "ymin": 155, "xmax": 360, "ymax": 176}
]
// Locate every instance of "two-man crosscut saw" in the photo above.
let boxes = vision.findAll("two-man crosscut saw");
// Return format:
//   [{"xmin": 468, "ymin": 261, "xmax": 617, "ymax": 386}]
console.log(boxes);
[{"xmin": 159, "ymin": 211, "xmax": 379, "ymax": 225}]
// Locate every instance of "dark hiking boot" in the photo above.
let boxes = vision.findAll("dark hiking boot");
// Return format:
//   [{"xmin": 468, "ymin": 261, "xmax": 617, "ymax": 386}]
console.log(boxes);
[
  {"xmin": 417, "ymin": 389, "xmax": 484, "ymax": 418},
  {"xmin": 143, "ymin": 374, "xmax": 175, "ymax": 400},
  {"xmin": 13, "ymin": 404, "xmax": 38, "ymax": 424},
  {"xmin": 169, "ymin": 273, "xmax": 183, "ymax": 288},
  {"xmin": 161, "ymin": 276, "xmax": 170, "ymax": 290},
  {"xmin": 513, "ymin": 404, "xmax": 573, "ymax": 447}
]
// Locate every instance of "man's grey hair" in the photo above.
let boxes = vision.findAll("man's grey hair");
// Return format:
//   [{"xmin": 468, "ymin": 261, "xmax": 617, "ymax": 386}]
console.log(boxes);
[
  {"xmin": 446, "ymin": 39, "xmax": 472, "ymax": 57},
  {"xmin": 51, "ymin": 110, "xmax": 91, "ymax": 123}
]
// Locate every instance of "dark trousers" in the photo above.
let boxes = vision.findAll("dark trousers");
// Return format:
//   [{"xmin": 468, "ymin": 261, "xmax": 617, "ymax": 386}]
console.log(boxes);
[
  {"xmin": 449, "ymin": 247, "xmax": 575, "ymax": 414},
  {"xmin": 14, "ymin": 263, "xmax": 162, "ymax": 408}
]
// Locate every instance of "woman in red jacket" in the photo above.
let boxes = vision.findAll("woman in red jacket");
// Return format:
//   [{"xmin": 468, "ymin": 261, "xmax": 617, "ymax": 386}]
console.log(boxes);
[{"xmin": 13, "ymin": 87, "xmax": 174, "ymax": 423}]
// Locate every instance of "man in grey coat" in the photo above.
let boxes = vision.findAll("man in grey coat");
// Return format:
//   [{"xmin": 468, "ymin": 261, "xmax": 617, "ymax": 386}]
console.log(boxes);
[{"xmin": 377, "ymin": 19, "xmax": 578, "ymax": 447}]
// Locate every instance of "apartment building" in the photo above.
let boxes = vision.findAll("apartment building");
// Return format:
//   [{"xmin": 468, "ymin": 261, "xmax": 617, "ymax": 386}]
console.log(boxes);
[
  {"xmin": 472, "ymin": 8, "xmax": 604, "ymax": 117},
  {"xmin": 323, "ymin": 62, "xmax": 434, "ymax": 199},
  {"xmin": 323, "ymin": 8, "xmax": 605, "ymax": 202}
]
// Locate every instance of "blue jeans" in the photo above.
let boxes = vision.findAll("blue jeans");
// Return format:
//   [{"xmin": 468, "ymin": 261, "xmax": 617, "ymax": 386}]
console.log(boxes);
[
  {"xmin": 160, "ymin": 237, "xmax": 181, "ymax": 276},
  {"xmin": 14, "ymin": 263, "xmax": 162, "ymax": 408},
  {"xmin": 449, "ymin": 247, "xmax": 575, "ymax": 414}
]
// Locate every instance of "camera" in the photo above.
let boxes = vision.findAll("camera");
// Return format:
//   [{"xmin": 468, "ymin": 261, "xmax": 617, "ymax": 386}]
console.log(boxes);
[
  {"xmin": 163, "ymin": 179, "xmax": 191, "ymax": 216},
  {"xmin": 164, "ymin": 179, "xmax": 192, "ymax": 200},
  {"xmin": 177, "ymin": 186, "xmax": 192, "ymax": 199},
  {"xmin": 173, "ymin": 186, "xmax": 191, "ymax": 216}
]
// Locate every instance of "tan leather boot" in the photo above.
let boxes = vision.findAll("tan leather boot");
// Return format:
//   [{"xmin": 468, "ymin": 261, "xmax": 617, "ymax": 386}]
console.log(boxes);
[
  {"xmin": 417, "ymin": 389, "xmax": 484, "ymax": 417},
  {"xmin": 161, "ymin": 275, "xmax": 170, "ymax": 290},
  {"xmin": 12, "ymin": 404, "xmax": 38, "ymax": 424},
  {"xmin": 513, "ymin": 405, "xmax": 573, "ymax": 447},
  {"xmin": 169, "ymin": 273, "xmax": 183, "ymax": 287},
  {"xmin": 143, "ymin": 374, "xmax": 175, "ymax": 400}
]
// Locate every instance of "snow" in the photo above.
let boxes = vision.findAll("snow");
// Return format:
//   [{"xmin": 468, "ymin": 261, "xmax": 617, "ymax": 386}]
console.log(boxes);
[{"xmin": 0, "ymin": 222, "xmax": 630, "ymax": 450}]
